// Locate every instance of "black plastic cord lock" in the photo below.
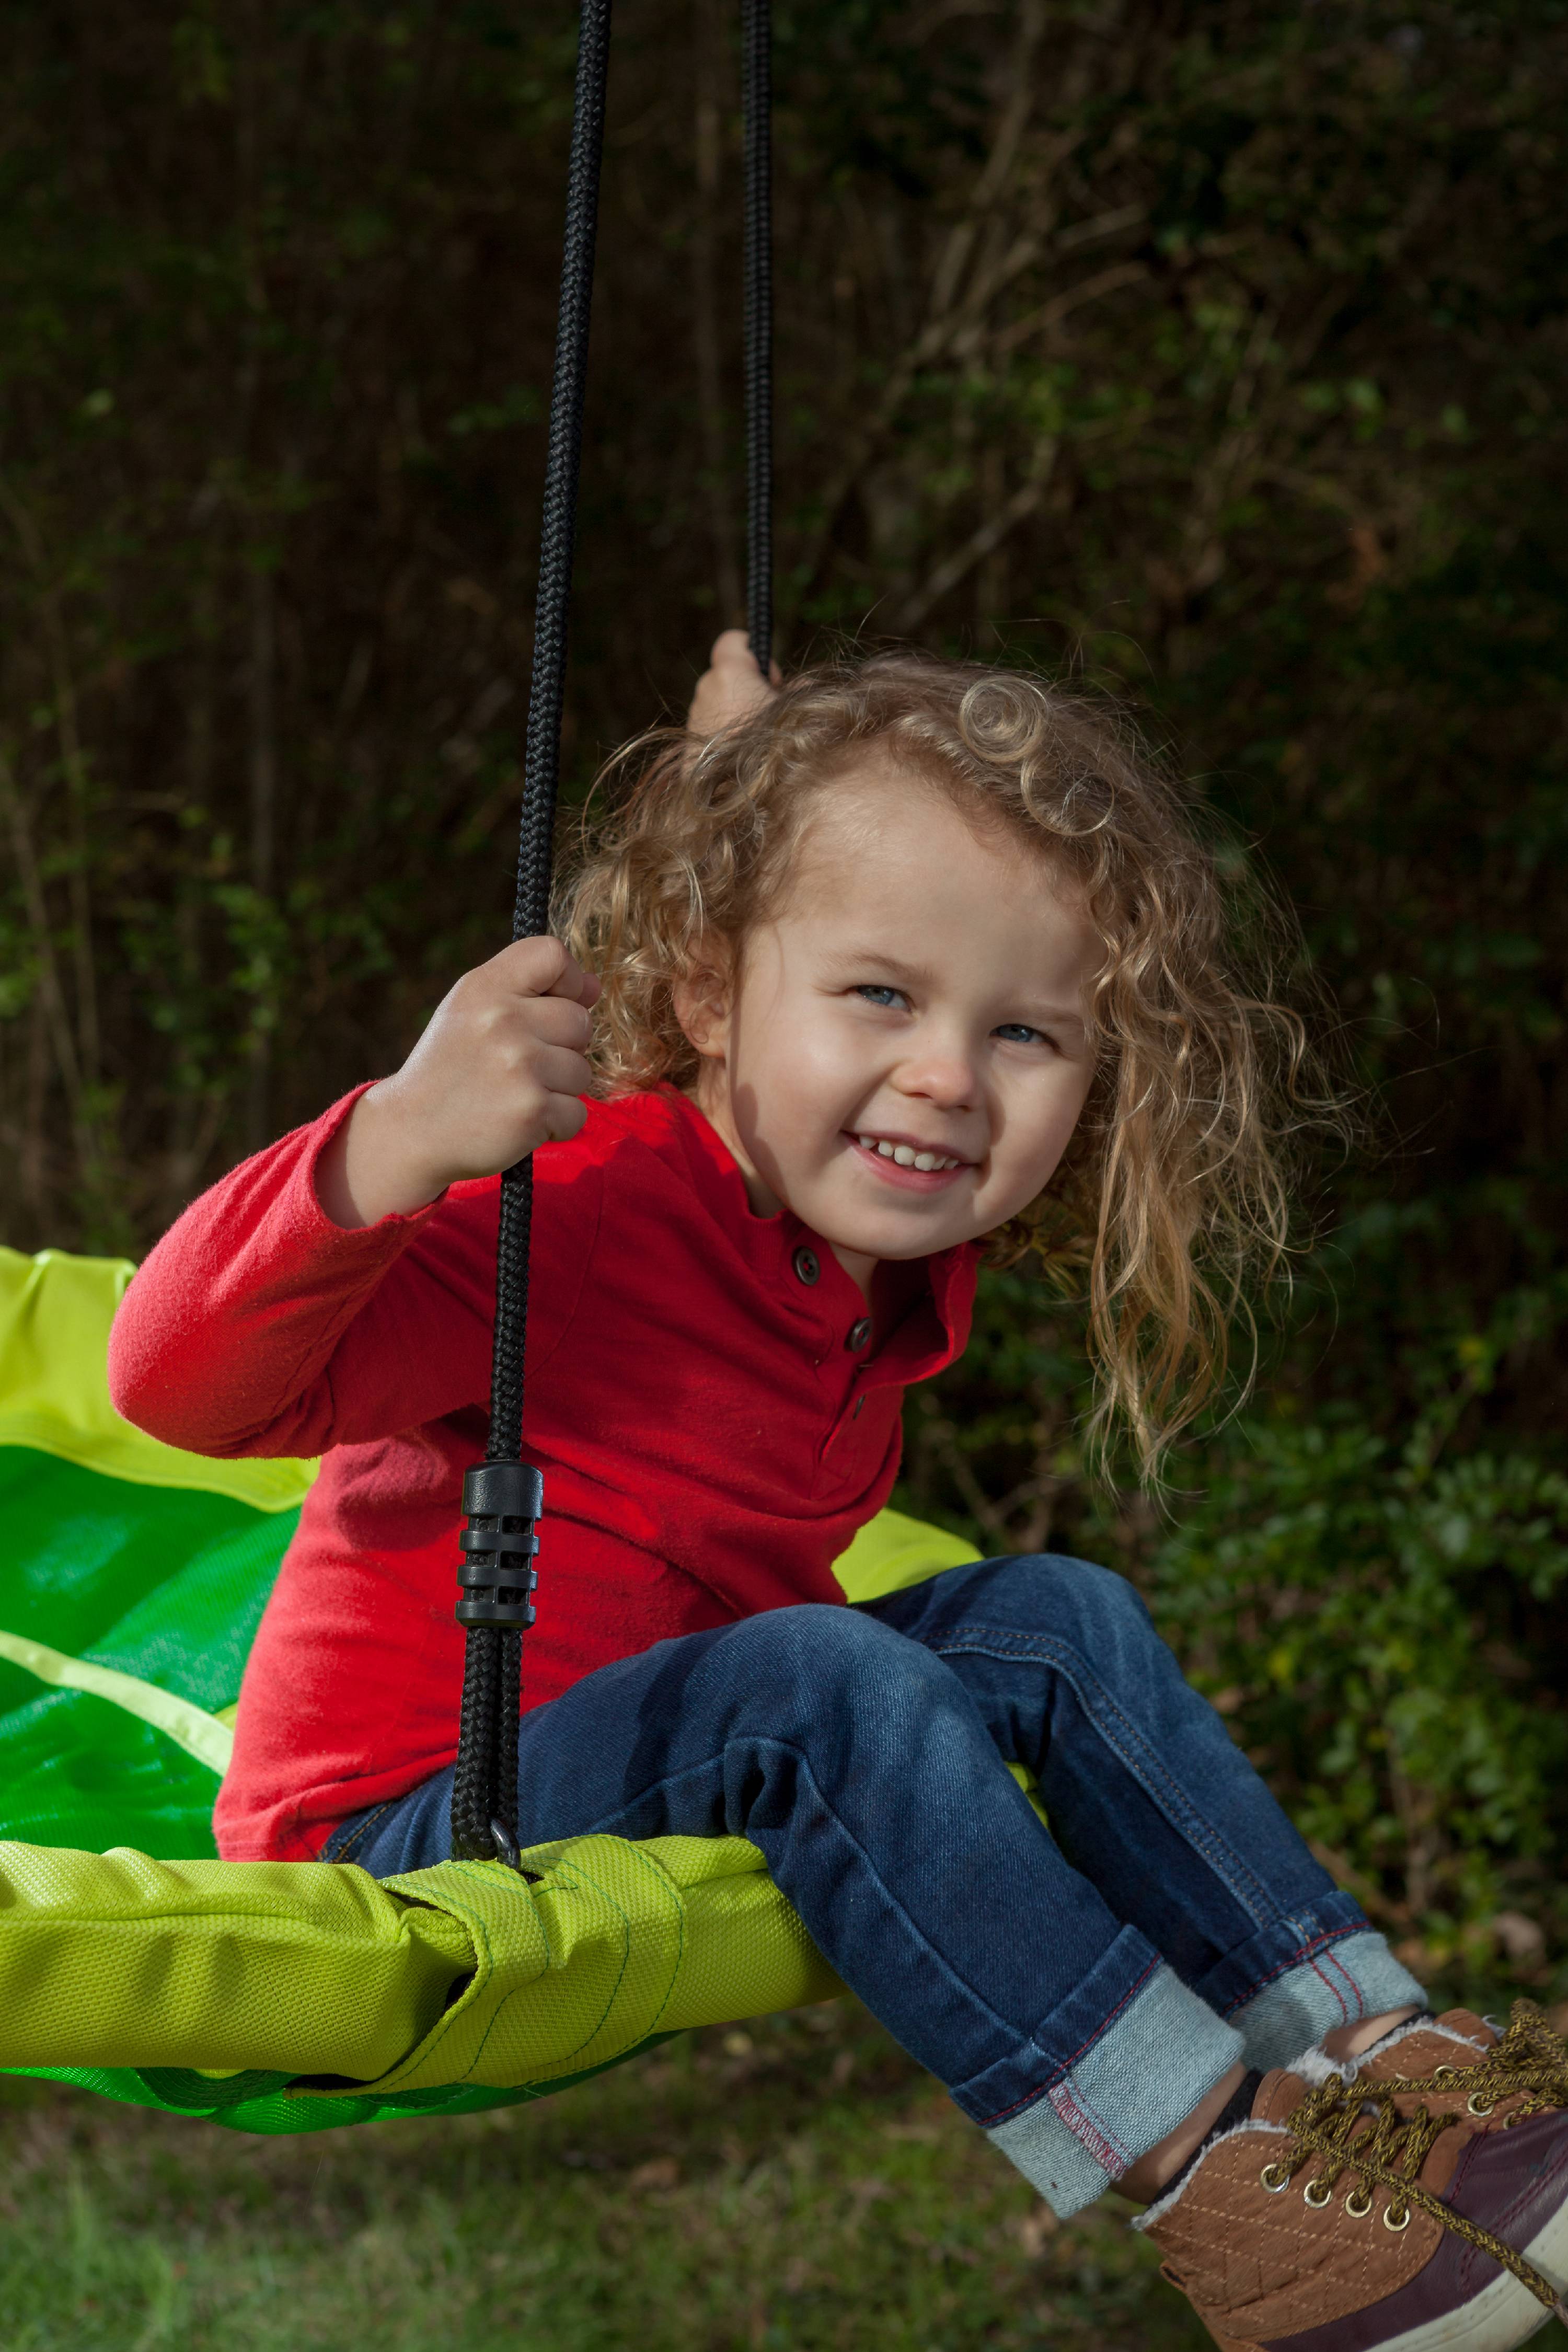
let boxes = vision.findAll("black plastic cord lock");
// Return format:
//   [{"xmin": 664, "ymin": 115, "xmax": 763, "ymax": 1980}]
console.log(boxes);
[{"xmin": 456, "ymin": 1461, "xmax": 543, "ymax": 1631}]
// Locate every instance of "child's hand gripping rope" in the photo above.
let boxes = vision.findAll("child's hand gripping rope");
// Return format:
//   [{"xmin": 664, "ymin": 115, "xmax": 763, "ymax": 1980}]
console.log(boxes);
[{"xmin": 317, "ymin": 937, "xmax": 602, "ymax": 1229}]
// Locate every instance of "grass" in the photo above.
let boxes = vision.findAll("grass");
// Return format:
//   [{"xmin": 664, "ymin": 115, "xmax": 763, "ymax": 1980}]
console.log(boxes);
[
  {"xmin": 3, "ymin": 1998, "xmax": 1564, "ymax": 2351},
  {"xmin": 0, "ymin": 2000, "xmax": 1209, "ymax": 2352}
]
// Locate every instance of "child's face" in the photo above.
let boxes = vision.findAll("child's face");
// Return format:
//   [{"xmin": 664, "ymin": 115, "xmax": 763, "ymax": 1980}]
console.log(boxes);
[{"xmin": 678, "ymin": 760, "xmax": 1100, "ymax": 1290}]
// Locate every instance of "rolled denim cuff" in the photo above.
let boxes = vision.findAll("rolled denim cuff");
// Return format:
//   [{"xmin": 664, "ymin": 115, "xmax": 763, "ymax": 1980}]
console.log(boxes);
[
  {"xmin": 983, "ymin": 1961, "xmax": 1241, "ymax": 2218},
  {"xmin": 1227, "ymin": 1929, "xmax": 1428, "ymax": 2072}
]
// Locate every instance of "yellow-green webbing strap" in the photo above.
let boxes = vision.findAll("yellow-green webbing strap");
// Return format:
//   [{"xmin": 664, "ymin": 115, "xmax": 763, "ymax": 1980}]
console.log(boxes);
[{"xmin": 0, "ymin": 1833, "xmax": 840, "ymax": 2097}]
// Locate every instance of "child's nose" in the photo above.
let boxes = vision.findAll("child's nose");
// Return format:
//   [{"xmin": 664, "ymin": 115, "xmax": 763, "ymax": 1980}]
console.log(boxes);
[{"xmin": 894, "ymin": 1044, "xmax": 977, "ymax": 1110}]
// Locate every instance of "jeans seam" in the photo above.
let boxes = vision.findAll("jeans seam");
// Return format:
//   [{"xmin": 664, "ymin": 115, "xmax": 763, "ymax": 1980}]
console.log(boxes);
[
  {"xmin": 1047, "ymin": 2079, "xmax": 1132, "ymax": 2174},
  {"xmin": 927, "ymin": 1620, "xmax": 1277, "ymax": 1926},
  {"xmin": 1223, "ymin": 1919, "xmax": 1375, "ymax": 2017},
  {"xmin": 1309, "ymin": 1955, "xmax": 1354, "ymax": 2026},
  {"xmin": 321, "ymin": 1799, "xmax": 397, "ymax": 1865}
]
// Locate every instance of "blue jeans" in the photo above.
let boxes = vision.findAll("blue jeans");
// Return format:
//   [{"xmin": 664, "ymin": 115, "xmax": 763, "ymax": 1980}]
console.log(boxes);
[{"xmin": 324, "ymin": 1555, "xmax": 1423, "ymax": 2215}]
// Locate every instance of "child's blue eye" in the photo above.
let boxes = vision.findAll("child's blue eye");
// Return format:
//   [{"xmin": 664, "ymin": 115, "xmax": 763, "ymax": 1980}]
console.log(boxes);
[
  {"xmin": 855, "ymin": 985, "xmax": 907, "ymax": 1009},
  {"xmin": 995, "ymin": 1023, "xmax": 1047, "ymax": 1046}
]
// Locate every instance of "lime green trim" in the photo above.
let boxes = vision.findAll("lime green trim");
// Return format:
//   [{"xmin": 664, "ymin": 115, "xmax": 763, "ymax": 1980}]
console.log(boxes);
[
  {"xmin": 830, "ymin": 1505, "xmax": 982, "ymax": 1604},
  {"xmin": 0, "ymin": 1624, "xmax": 235, "ymax": 1776},
  {"xmin": 0, "ymin": 1244, "xmax": 316, "ymax": 1513}
]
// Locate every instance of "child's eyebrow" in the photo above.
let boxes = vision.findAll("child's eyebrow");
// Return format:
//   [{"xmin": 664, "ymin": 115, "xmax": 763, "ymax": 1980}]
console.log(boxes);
[{"xmin": 820, "ymin": 947, "xmax": 931, "ymax": 987}]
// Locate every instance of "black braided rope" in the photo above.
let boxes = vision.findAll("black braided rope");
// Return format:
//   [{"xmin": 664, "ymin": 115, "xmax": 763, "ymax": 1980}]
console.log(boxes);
[
  {"xmin": 453, "ymin": 1619, "xmax": 503, "ymax": 1854},
  {"xmin": 494, "ymin": 1620, "xmax": 523, "ymax": 1846},
  {"xmin": 742, "ymin": 0, "xmax": 772, "ymax": 675},
  {"xmin": 450, "ymin": 0, "xmax": 613, "ymax": 1866}
]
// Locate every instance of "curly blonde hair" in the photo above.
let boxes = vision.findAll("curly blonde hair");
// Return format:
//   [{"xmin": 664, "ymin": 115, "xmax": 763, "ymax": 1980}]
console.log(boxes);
[{"xmin": 561, "ymin": 652, "xmax": 1337, "ymax": 1479}]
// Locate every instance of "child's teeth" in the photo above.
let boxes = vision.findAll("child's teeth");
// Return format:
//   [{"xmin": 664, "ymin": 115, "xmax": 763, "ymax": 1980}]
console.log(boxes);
[{"xmin": 857, "ymin": 1135, "xmax": 961, "ymax": 1172}]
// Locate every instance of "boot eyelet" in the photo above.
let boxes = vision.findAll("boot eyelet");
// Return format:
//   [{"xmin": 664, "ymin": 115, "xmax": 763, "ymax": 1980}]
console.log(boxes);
[
  {"xmin": 1304, "ymin": 2179, "xmax": 1333, "ymax": 2209},
  {"xmin": 1431, "ymin": 2063, "xmax": 1458, "ymax": 2082},
  {"xmin": 1260, "ymin": 2162, "xmax": 1290, "ymax": 2193},
  {"xmin": 1345, "ymin": 2189, "xmax": 1373, "ymax": 2218},
  {"xmin": 1467, "ymin": 2093, "xmax": 1493, "ymax": 2117},
  {"xmin": 1383, "ymin": 2204, "xmax": 1411, "ymax": 2232}
]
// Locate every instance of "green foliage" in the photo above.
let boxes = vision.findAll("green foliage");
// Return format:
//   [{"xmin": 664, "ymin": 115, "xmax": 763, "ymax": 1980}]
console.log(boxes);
[{"xmin": 1148, "ymin": 1408, "xmax": 1568, "ymax": 1980}]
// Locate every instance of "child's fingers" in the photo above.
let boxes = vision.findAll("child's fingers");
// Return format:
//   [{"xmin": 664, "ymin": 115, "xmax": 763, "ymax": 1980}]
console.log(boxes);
[
  {"xmin": 523, "ymin": 995, "xmax": 595, "ymax": 1052},
  {"xmin": 709, "ymin": 627, "xmax": 780, "ymax": 686},
  {"xmin": 490, "ymin": 935, "xmax": 600, "ymax": 1006},
  {"xmin": 539, "ymin": 949, "xmax": 601, "ymax": 1007},
  {"xmin": 688, "ymin": 630, "xmax": 779, "ymax": 739},
  {"xmin": 708, "ymin": 627, "xmax": 754, "ymax": 670},
  {"xmin": 528, "ymin": 1043, "xmax": 596, "ymax": 1101},
  {"xmin": 538, "ymin": 1088, "xmax": 591, "ymax": 1144}
]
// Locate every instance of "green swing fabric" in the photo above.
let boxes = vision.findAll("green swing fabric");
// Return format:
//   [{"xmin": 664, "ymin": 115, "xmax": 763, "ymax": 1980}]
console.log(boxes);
[{"xmin": 0, "ymin": 1243, "xmax": 982, "ymax": 2134}]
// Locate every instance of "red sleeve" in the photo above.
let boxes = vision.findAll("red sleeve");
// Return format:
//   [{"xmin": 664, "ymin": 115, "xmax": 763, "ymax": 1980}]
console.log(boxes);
[{"xmin": 108, "ymin": 1088, "xmax": 604, "ymax": 1461}]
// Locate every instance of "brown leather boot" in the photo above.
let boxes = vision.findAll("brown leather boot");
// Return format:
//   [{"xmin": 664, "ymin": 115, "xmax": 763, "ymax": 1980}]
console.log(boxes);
[{"xmin": 1138, "ymin": 2002, "xmax": 1568, "ymax": 2350}]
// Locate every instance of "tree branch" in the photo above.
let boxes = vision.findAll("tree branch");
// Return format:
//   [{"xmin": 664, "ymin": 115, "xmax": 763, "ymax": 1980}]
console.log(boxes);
[{"xmin": 895, "ymin": 438, "xmax": 1058, "ymax": 629}]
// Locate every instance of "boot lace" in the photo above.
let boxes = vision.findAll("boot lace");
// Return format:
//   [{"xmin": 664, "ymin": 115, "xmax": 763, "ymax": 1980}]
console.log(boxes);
[{"xmin": 1261, "ymin": 2002, "xmax": 1568, "ymax": 2321}]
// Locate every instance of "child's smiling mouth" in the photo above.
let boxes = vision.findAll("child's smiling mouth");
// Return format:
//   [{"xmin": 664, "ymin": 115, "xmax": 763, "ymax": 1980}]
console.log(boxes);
[{"xmin": 847, "ymin": 1132, "xmax": 974, "ymax": 1191}]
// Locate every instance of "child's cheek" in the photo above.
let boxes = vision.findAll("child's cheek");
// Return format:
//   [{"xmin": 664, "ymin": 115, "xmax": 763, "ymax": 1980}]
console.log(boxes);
[{"xmin": 782, "ymin": 1022, "xmax": 860, "ymax": 1136}]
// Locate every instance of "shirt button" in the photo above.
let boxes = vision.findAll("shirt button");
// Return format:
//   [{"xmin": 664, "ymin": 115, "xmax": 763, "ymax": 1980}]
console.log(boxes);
[
  {"xmin": 846, "ymin": 1317, "xmax": 872, "ymax": 1351},
  {"xmin": 792, "ymin": 1246, "xmax": 820, "ymax": 1286}
]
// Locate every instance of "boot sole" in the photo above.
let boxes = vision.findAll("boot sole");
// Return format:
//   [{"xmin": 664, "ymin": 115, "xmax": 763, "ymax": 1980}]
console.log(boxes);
[{"xmin": 1369, "ymin": 2193, "xmax": 1568, "ymax": 2351}]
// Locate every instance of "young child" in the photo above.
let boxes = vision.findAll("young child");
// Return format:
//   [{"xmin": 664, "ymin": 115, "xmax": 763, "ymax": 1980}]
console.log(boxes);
[{"xmin": 111, "ymin": 634, "xmax": 1568, "ymax": 2348}]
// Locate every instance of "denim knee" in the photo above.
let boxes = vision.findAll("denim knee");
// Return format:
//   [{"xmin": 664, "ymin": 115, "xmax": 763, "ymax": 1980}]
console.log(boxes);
[
  {"xmin": 919, "ymin": 1552, "xmax": 1165, "ymax": 1665},
  {"xmin": 732, "ymin": 1597, "xmax": 948, "ymax": 1693},
  {"xmin": 688, "ymin": 1599, "xmax": 966, "ymax": 1749}
]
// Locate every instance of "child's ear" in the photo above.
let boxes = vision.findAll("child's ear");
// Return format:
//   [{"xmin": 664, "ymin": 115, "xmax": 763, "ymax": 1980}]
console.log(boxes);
[{"xmin": 672, "ymin": 937, "xmax": 733, "ymax": 1064}]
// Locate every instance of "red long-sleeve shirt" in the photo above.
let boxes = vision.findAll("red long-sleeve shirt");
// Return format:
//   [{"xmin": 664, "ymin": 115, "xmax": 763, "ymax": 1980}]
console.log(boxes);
[{"xmin": 109, "ymin": 1083, "xmax": 978, "ymax": 1859}]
